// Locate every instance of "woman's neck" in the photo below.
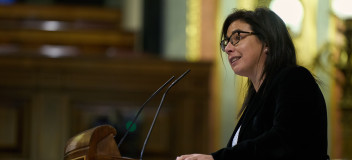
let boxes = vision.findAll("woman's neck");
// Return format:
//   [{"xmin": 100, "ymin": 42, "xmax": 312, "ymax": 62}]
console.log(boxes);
[
  {"xmin": 252, "ymin": 78, "xmax": 263, "ymax": 92},
  {"xmin": 249, "ymin": 61, "xmax": 266, "ymax": 92},
  {"xmin": 250, "ymin": 72, "xmax": 265, "ymax": 92}
]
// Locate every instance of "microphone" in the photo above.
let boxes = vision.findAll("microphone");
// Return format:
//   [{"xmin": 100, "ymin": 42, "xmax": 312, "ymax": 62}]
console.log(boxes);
[
  {"xmin": 139, "ymin": 69, "xmax": 191, "ymax": 160},
  {"xmin": 117, "ymin": 76, "xmax": 175, "ymax": 148}
]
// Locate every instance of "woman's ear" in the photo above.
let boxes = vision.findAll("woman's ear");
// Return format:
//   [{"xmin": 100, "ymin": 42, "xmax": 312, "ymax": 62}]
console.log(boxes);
[
  {"xmin": 263, "ymin": 43, "xmax": 269, "ymax": 54},
  {"xmin": 264, "ymin": 47, "xmax": 269, "ymax": 54}
]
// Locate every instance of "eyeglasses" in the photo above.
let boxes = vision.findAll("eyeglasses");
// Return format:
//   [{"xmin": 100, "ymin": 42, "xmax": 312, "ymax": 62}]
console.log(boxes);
[{"xmin": 220, "ymin": 31, "xmax": 257, "ymax": 52}]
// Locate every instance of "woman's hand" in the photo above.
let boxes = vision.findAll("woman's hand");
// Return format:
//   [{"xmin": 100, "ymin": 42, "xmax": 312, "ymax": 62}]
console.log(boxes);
[{"xmin": 176, "ymin": 154, "xmax": 214, "ymax": 160}]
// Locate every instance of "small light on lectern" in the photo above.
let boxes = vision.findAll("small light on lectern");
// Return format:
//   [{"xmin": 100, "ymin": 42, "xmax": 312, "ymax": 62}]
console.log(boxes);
[{"xmin": 125, "ymin": 121, "xmax": 137, "ymax": 132}]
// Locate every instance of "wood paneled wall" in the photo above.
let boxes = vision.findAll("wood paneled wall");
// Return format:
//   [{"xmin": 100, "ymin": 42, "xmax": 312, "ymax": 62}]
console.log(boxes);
[
  {"xmin": 0, "ymin": 4, "xmax": 135, "ymax": 56},
  {"xmin": 0, "ymin": 56, "xmax": 212, "ymax": 160}
]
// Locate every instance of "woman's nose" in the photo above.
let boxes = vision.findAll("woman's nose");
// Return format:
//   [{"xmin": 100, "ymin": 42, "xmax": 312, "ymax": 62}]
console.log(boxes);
[{"xmin": 225, "ymin": 43, "xmax": 234, "ymax": 54}]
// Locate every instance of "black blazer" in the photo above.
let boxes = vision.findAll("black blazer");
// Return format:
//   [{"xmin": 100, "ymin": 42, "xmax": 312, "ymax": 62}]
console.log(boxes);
[{"xmin": 211, "ymin": 66, "xmax": 329, "ymax": 159}]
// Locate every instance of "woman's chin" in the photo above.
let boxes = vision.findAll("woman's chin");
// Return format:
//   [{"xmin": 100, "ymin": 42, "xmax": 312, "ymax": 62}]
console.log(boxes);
[
  {"xmin": 232, "ymin": 69, "xmax": 247, "ymax": 77},
  {"xmin": 231, "ymin": 67, "xmax": 241, "ymax": 75}
]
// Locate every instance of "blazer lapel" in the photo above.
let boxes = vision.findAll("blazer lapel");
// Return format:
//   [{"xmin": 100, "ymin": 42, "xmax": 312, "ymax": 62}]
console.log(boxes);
[
  {"xmin": 227, "ymin": 116, "xmax": 245, "ymax": 147},
  {"xmin": 241, "ymin": 86, "xmax": 265, "ymax": 127}
]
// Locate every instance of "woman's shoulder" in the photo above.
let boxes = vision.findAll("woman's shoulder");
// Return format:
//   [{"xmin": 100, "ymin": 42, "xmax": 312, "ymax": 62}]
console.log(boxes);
[
  {"xmin": 274, "ymin": 65, "xmax": 319, "ymax": 90},
  {"xmin": 262, "ymin": 65, "xmax": 319, "ymax": 96},
  {"xmin": 288, "ymin": 65, "xmax": 312, "ymax": 74},
  {"xmin": 277, "ymin": 65, "xmax": 314, "ymax": 80}
]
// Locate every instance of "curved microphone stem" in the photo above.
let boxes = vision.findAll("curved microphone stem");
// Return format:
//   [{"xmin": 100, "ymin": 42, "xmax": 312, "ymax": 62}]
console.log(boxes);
[
  {"xmin": 117, "ymin": 76, "xmax": 175, "ymax": 148},
  {"xmin": 139, "ymin": 69, "xmax": 191, "ymax": 160}
]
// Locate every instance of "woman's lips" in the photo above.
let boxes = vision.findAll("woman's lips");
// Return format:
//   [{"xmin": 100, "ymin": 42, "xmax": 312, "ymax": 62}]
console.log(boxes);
[{"xmin": 230, "ymin": 56, "xmax": 241, "ymax": 64}]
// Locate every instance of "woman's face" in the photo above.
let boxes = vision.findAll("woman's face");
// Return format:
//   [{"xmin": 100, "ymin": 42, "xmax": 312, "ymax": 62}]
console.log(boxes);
[{"xmin": 224, "ymin": 20, "xmax": 267, "ymax": 81}]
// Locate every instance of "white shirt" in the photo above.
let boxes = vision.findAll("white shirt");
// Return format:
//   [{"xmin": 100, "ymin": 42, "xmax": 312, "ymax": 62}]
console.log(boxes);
[{"xmin": 232, "ymin": 126, "xmax": 241, "ymax": 147}]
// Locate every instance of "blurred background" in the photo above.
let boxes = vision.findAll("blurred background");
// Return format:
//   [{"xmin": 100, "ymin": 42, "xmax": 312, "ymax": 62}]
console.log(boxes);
[{"xmin": 0, "ymin": 0, "xmax": 351, "ymax": 159}]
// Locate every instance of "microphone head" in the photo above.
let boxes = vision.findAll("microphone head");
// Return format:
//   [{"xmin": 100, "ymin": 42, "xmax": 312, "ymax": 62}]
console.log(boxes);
[{"xmin": 171, "ymin": 69, "xmax": 191, "ymax": 86}]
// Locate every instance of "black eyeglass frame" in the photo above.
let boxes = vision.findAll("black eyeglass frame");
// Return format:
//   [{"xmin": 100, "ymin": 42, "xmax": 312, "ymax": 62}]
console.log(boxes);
[{"xmin": 220, "ymin": 31, "xmax": 257, "ymax": 52}]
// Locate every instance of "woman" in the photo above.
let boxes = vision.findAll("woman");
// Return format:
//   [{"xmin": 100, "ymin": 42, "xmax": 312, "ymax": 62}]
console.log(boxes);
[{"xmin": 176, "ymin": 8, "xmax": 329, "ymax": 159}]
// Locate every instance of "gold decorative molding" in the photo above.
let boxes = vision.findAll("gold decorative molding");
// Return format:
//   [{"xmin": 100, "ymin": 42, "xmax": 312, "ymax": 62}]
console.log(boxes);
[
  {"xmin": 71, "ymin": 155, "xmax": 86, "ymax": 160},
  {"xmin": 186, "ymin": 0, "xmax": 201, "ymax": 61}
]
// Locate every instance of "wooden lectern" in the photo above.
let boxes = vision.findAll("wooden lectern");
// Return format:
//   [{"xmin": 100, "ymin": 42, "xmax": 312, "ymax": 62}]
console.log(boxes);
[{"xmin": 64, "ymin": 125, "xmax": 138, "ymax": 160}]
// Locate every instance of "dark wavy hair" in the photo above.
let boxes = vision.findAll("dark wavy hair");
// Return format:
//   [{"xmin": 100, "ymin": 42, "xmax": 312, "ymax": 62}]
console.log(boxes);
[{"xmin": 220, "ymin": 8, "xmax": 297, "ymax": 117}]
